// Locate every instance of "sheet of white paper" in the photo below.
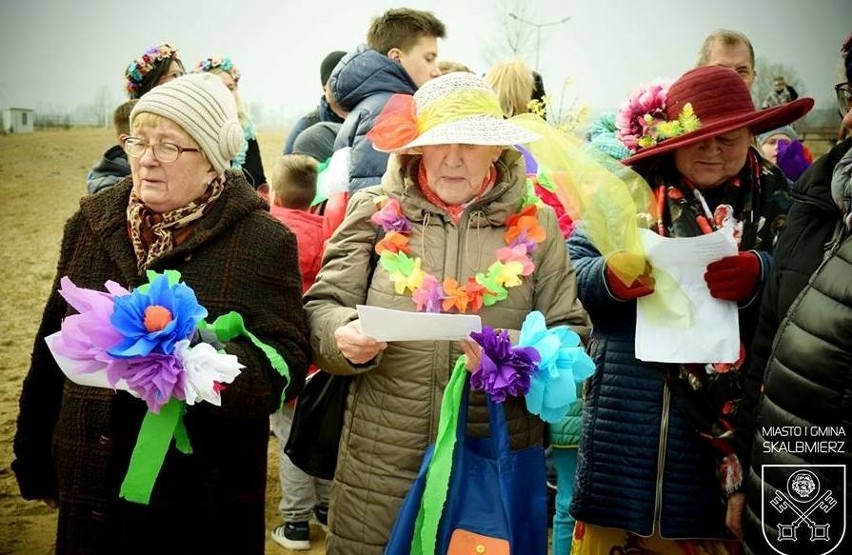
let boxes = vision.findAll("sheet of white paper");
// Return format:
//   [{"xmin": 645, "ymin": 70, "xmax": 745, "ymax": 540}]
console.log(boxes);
[
  {"xmin": 635, "ymin": 226, "xmax": 740, "ymax": 363},
  {"xmin": 356, "ymin": 305, "xmax": 482, "ymax": 342}
]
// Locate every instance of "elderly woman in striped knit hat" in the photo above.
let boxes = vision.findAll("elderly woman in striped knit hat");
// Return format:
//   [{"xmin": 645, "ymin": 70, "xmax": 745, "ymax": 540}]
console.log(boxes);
[{"xmin": 13, "ymin": 73, "xmax": 311, "ymax": 554}]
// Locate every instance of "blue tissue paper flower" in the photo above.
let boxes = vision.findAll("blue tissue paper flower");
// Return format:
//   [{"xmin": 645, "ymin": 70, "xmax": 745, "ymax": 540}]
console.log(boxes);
[
  {"xmin": 519, "ymin": 311, "xmax": 595, "ymax": 422},
  {"xmin": 108, "ymin": 272, "xmax": 208, "ymax": 358}
]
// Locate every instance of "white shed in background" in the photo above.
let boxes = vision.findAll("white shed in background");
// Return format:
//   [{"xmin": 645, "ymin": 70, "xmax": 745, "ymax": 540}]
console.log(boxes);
[{"xmin": 2, "ymin": 108, "xmax": 35, "ymax": 133}]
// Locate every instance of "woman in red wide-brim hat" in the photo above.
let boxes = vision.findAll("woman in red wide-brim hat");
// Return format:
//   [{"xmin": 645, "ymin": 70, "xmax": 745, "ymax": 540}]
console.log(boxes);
[{"xmin": 566, "ymin": 65, "xmax": 813, "ymax": 554}]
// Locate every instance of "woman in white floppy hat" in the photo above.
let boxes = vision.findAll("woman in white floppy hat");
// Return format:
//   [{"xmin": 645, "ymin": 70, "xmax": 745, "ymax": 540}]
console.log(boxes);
[
  {"xmin": 12, "ymin": 72, "xmax": 311, "ymax": 554},
  {"xmin": 304, "ymin": 71, "xmax": 591, "ymax": 554}
]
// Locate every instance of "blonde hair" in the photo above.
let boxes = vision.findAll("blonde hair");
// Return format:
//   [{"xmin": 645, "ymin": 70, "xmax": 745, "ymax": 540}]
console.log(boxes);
[
  {"xmin": 485, "ymin": 59, "xmax": 535, "ymax": 118},
  {"xmin": 271, "ymin": 154, "xmax": 319, "ymax": 209},
  {"xmin": 130, "ymin": 112, "xmax": 197, "ymax": 148},
  {"xmin": 438, "ymin": 60, "xmax": 473, "ymax": 74}
]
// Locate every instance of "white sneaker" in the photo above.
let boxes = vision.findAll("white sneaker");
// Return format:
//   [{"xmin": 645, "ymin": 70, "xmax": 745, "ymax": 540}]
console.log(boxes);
[{"xmin": 271, "ymin": 522, "xmax": 310, "ymax": 551}]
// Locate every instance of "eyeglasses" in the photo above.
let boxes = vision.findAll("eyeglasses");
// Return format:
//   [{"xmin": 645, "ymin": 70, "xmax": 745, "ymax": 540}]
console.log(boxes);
[
  {"xmin": 121, "ymin": 135, "xmax": 200, "ymax": 163},
  {"xmin": 835, "ymin": 82, "xmax": 852, "ymax": 117}
]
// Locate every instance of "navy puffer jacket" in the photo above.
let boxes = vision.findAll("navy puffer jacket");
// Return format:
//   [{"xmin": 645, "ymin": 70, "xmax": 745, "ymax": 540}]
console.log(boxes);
[
  {"xmin": 567, "ymin": 228, "xmax": 730, "ymax": 538},
  {"xmin": 329, "ymin": 45, "xmax": 416, "ymax": 193}
]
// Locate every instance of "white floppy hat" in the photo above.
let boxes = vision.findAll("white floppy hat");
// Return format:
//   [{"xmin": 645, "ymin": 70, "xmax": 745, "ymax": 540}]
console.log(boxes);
[{"xmin": 369, "ymin": 72, "xmax": 541, "ymax": 153}]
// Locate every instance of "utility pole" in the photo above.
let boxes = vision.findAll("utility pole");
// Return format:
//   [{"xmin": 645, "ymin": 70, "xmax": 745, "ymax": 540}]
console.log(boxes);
[{"xmin": 508, "ymin": 13, "xmax": 571, "ymax": 72}]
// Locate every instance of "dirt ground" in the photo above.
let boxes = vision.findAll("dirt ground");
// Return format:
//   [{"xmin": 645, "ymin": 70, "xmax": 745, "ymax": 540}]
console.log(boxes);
[{"xmin": 0, "ymin": 127, "xmax": 326, "ymax": 554}]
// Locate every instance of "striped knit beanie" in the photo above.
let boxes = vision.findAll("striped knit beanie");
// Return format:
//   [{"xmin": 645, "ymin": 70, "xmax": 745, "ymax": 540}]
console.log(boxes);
[{"xmin": 131, "ymin": 73, "xmax": 244, "ymax": 174}]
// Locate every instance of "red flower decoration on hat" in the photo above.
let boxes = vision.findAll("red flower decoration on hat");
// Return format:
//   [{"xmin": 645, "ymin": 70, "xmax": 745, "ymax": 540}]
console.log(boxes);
[{"xmin": 367, "ymin": 94, "xmax": 419, "ymax": 151}]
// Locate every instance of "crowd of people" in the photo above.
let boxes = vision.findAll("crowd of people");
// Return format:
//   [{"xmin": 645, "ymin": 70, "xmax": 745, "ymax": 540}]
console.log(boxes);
[{"xmin": 11, "ymin": 8, "xmax": 852, "ymax": 555}]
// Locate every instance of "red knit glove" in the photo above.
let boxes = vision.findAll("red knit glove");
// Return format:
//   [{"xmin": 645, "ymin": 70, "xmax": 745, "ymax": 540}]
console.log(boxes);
[
  {"xmin": 704, "ymin": 252, "xmax": 761, "ymax": 302},
  {"xmin": 605, "ymin": 253, "xmax": 655, "ymax": 301}
]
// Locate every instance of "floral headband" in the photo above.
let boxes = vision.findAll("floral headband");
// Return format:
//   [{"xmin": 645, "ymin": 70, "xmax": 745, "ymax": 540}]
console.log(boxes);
[
  {"xmin": 125, "ymin": 43, "xmax": 179, "ymax": 97},
  {"xmin": 194, "ymin": 56, "xmax": 241, "ymax": 84},
  {"xmin": 615, "ymin": 79, "xmax": 701, "ymax": 153}
]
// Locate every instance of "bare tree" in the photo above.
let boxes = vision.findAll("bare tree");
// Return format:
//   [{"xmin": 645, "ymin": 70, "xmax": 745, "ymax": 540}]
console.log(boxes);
[
  {"xmin": 754, "ymin": 57, "xmax": 805, "ymax": 108},
  {"xmin": 481, "ymin": 0, "xmax": 536, "ymax": 68},
  {"xmin": 85, "ymin": 85, "xmax": 114, "ymax": 127}
]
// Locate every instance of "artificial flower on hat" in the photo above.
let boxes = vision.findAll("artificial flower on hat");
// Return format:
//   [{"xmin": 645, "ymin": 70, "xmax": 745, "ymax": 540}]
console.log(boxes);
[{"xmin": 618, "ymin": 65, "xmax": 814, "ymax": 165}]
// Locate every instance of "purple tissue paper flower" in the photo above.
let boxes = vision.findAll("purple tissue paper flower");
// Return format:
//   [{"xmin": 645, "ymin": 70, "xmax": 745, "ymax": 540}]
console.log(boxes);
[
  {"xmin": 111, "ymin": 351, "xmax": 186, "ymax": 413},
  {"xmin": 469, "ymin": 326, "xmax": 540, "ymax": 402}
]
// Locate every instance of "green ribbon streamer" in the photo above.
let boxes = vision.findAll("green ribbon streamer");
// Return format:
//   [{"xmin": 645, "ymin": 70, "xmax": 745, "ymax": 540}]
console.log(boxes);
[
  {"xmin": 120, "ymin": 309, "xmax": 290, "ymax": 505},
  {"xmin": 119, "ymin": 398, "xmax": 185, "ymax": 504},
  {"xmin": 200, "ymin": 311, "xmax": 291, "ymax": 405},
  {"xmin": 410, "ymin": 357, "xmax": 468, "ymax": 555}
]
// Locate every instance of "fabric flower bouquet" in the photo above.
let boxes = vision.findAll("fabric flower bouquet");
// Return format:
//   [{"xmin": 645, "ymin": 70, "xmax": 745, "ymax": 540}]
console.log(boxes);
[{"xmin": 45, "ymin": 270, "xmax": 287, "ymax": 504}]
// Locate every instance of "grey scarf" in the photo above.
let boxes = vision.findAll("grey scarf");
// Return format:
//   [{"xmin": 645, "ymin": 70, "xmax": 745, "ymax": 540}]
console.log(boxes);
[{"xmin": 831, "ymin": 146, "xmax": 852, "ymax": 230}]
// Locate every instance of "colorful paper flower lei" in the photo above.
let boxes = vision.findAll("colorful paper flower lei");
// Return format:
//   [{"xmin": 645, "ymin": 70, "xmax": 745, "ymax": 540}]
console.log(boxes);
[
  {"xmin": 125, "ymin": 43, "xmax": 179, "ymax": 97},
  {"xmin": 46, "ymin": 269, "xmax": 290, "ymax": 505},
  {"xmin": 371, "ymin": 196, "xmax": 545, "ymax": 313},
  {"xmin": 615, "ymin": 79, "xmax": 701, "ymax": 153},
  {"xmin": 466, "ymin": 311, "xmax": 594, "ymax": 421},
  {"xmin": 194, "ymin": 56, "xmax": 241, "ymax": 83}
]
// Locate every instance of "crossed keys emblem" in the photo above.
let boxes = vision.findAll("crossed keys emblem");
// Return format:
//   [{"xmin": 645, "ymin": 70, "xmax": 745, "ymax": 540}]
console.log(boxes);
[{"xmin": 769, "ymin": 470, "xmax": 837, "ymax": 542}]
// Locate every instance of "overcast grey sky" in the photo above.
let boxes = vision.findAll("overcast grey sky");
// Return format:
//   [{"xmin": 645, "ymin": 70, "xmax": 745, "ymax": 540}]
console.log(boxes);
[{"xmin": 0, "ymin": 0, "xmax": 849, "ymax": 124}]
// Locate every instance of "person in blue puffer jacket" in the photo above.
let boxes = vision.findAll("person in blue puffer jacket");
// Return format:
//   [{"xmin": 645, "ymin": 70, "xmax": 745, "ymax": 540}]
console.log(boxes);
[
  {"xmin": 567, "ymin": 65, "xmax": 812, "ymax": 554},
  {"xmin": 329, "ymin": 8, "xmax": 445, "ymax": 193}
]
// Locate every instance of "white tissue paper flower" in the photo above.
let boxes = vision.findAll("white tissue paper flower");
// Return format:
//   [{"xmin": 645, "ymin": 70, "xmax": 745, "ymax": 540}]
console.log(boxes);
[{"xmin": 174, "ymin": 339, "xmax": 243, "ymax": 406}]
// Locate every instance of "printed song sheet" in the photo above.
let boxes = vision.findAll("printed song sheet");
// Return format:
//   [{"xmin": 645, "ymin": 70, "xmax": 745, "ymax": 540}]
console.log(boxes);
[
  {"xmin": 635, "ymin": 226, "xmax": 740, "ymax": 363},
  {"xmin": 356, "ymin": 305, "xmax": 482, "ymax": 342}
]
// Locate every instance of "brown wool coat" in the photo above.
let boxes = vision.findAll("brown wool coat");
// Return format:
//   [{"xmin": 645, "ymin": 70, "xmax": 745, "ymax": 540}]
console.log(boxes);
[
  {"xmin": 304, "ymin": 150, "xmax": 590, "ymax": 555},
  {"xmin": 13, "ymin": 172, "xmax": 311, "ymax": 554}
]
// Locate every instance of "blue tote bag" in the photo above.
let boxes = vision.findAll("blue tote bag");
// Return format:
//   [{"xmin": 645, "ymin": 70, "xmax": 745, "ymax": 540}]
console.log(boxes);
[{"xmin": 386, "ymin": 358, "xmax": 548, "ymax": 555}]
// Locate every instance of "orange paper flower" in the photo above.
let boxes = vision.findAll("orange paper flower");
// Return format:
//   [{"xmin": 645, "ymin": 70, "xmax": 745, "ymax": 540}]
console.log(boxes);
[
  {"xmin": 505, "ymin": 205, "xmax": 545, "ymax": 244},
  {"xmin": 375, "ymin": 231, "xmax": 411, "ymax": 255},
  {"xmin": 442, "ymin": 278, "xmax": 469, "ymax": 313}
]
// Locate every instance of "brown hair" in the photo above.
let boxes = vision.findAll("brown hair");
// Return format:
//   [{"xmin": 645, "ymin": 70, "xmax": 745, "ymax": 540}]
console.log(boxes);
[
  {"xmin": 367, "ymin": 8, "xmax": 446, "ymax": 55},
  {"xmin": 271, "ymin": 154, "xmax": 319, "ymax": 210},
  {"xmin": 113, "ymin": 99, "xmax": 138, "ymax": 137},
  {"xmin": 696, "ymin": 29, "xmax": 755, "ymax": 70}
]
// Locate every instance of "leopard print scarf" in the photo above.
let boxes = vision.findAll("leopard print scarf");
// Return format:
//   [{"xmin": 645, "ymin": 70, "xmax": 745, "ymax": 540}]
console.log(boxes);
[{"xmin": 127, "ymin": 176, "xmax": 224, "ymax": 271}]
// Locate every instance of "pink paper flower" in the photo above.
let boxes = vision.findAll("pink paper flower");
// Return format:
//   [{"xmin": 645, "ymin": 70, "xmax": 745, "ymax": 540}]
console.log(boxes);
[
  {"xmin": 52, "ymin": 277, "xmax": 129, "ymax": 373},
  {"xmin": 615, "ymin": 79, "xmax": 671, "ymax": 152},
  {"xmin": 411, "ymin": 274, "xmax": 444, "ymax": 313}
]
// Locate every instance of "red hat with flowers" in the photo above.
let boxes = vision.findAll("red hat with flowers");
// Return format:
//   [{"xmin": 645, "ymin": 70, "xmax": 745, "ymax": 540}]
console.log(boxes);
[{"xmin": 619, "ymin": 65, "xmax": 813, "ymax": 165}]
